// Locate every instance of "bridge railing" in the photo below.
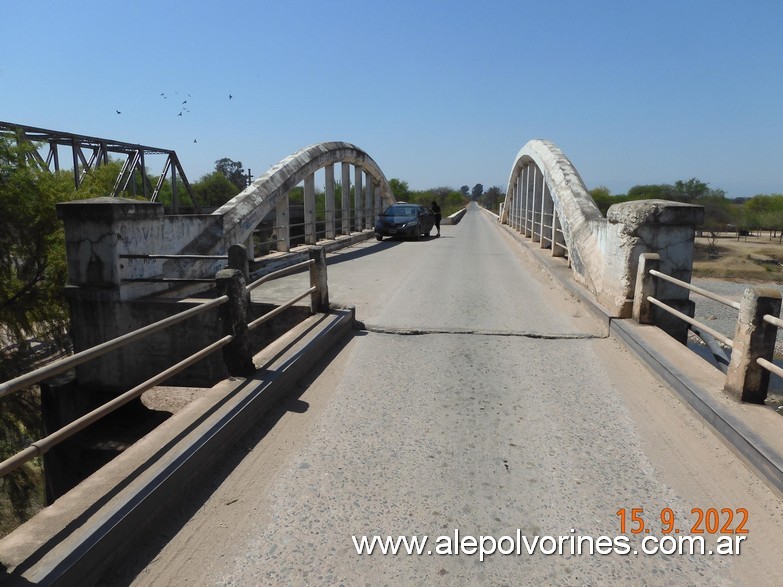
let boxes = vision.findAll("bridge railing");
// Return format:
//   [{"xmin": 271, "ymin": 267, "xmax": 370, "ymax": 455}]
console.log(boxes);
[
  {"xmin": 633, "ymin": 252, "xmax": 783, "ymax": 404},
  {"xmin": 0, "ymin": 246, "xmax": 329, "ymax": 478}
]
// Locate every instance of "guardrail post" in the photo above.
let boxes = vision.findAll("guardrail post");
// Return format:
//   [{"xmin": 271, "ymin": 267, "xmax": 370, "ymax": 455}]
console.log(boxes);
[
  {"xmin": 228, "ymin": 244, "xmax": 249, "ymax": 281},
  {"xmin": 309, "ymin": 246, "xmax": 329, "ymax": 313},
  {"xmin": 632, "ymin": 253, "xmax": 660, "ymax": 324},
  {"xmin": 724, "ymin": 286, "xmax": 782, "ymax": 403},
  {"xmin": 215, "ymin": 268, "xmax": 255, "ymax": 376}
]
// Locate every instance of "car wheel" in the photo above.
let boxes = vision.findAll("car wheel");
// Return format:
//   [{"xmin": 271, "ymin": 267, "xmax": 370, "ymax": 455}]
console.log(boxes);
[{"xmin": 375, "ymin": 234, "xmax": 383, "ymax": 241}]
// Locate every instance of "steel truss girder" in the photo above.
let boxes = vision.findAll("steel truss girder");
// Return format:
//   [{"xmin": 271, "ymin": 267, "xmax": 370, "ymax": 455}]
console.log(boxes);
[{"xmin": 0, "ymin": 120, "xmax": 200, "ymax": 213}]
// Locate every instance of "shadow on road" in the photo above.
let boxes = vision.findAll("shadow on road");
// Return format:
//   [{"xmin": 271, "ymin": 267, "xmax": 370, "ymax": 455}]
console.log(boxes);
[{"xmin": 94, "ymin": 334, "xmax": 354, "ymax": 586}]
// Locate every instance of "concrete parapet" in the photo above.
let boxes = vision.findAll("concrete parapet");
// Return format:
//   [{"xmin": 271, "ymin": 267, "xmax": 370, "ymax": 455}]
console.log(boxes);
[{"xmin": 502, "ymin": 140, "xmax": 703, "ymax": 318}]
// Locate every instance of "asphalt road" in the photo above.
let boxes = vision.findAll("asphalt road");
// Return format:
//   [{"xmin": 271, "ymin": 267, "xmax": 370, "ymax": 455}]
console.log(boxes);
[{"xmin": 114, "ymin": 203, "xmax": 783, "ymax": 586}]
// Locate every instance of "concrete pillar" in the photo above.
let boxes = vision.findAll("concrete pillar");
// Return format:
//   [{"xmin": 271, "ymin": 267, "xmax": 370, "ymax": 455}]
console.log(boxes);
[
  {"xmin": 57, "ymin": 198, "xmax": 164, "ymax": 289},
  {"xmin": 725, "ymin": 287, "xmax": 782, "ymax": 403},
  {"xmin": 522, "ymin": 165, "xmax": 529, "ymax": 235},
  {"xmin": 530, "ymin": 166, "xmax": 539, "ymax": 241},
  {"xmin": 308, "ymin": 246, "xmax": 329, "ymax": 313},
  {"xmin": 215, "ymin": 268, "xmax": 254, "ymax": 376},
  {"xmin": 354, "ymin": 166, "xmax": 363, "ymax": 232},
  {"xmin": 276, "ymin": 191, "xmax": 290, "ymax": 252},
  {"xmin": 513, "ymin": 175, "xmax": 521, "ymax": 231},
  {"xmin": 632, "ymin": 253, "xmax": 660, "ymax": 324},
  {"xmin": 551, "ymin": 201, "xmax": 566, "ymax": 258},
  {"xmin": 341, "ymin": 162, "xmax": 351, "ymax": 235},
  {"xmin": 540, "ymin": 179, "xmax": 553, "ymax": 248},
  {"xmin": 227, "ymin": 243, "xmax": 249, "ymax": 282},
  {"xmin": 243, "ymin": 234, "xmax": 255, "ymax": 260},
  {"xmin": 325, "ymin": 164, "xmax": 336, "ymax": 239},
  {"xmin": 365, "ymin": 171, "xmax": 373, "ymax": 229},
  {"xmin": 304, "ymin": 172, "xmax": 316, "ymax": 245},
  {"xmin": 534, "ymin": 167, "xmax": 545, "ymax": 243}
]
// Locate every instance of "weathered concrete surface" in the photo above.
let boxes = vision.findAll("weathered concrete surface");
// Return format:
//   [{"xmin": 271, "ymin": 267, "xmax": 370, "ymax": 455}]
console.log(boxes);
[
  {"xmin": 724, "ymin": 286, "xmax": 782, "ymax": 403},
  {"xmin": 502, "ymin": 140, "xmax": 703, "ymax": 318},
  {"xmin": 108, "ymin": 203, "xmax": 783, "ymax": 586}
]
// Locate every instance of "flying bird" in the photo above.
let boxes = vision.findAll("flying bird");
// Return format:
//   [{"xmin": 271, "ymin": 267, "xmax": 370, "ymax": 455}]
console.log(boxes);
[
  {"xmin": 229, "ymin": 94, "xmax": 233, "ymax": 100},
  {"xmin": 116, "ymin": 110, "xmax": 121, "ymax": 114},
  {"xmin": 178, "ymin": 112, "xmax": 183, "ymax": 116},
  {"xmin": 193, "ymin": 139, "xmax": 197, "ymax": 143}
]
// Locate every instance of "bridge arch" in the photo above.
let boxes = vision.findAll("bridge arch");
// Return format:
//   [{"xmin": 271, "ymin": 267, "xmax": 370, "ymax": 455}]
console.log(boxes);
[
  {"xmin": 57, "ymin": 141, "xmax": 398, "ymax": 302},
  {"xmin": 500, "ymin": 139, "xmax": 703, "ymax": 317},
  {"xmin": 214, "ymin": 141, "xmax": 397, "ymax": 256}
]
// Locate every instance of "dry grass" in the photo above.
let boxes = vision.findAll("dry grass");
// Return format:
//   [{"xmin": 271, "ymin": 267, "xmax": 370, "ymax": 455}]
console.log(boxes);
[{"xmin": 693, "ymin": 233, "xmax": 783, "ymax": 282}]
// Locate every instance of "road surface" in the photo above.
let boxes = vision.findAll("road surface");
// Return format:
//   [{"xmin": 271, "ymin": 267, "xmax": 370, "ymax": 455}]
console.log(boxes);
[{"xmin": 109, "ymin": 204, "xmax": 783, "ymax": 586}]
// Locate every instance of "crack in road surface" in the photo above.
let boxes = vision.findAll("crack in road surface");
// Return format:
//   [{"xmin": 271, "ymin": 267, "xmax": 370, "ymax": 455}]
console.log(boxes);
[{"xmin": 357, "ymin": 323, "xmax": 606, "ymax": 339}]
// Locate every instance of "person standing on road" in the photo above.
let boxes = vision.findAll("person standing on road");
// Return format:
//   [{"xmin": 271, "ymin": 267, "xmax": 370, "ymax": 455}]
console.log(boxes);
[{"xmin": 431, "ymin": 201, "xmax": 441, "ymax": 237}]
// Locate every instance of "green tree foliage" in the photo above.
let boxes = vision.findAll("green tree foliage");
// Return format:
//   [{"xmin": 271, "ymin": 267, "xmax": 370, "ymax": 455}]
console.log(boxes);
[
  {"xmin": 471, "ymin": 183, "xmax": 484, "ymax": 200},
  {"xmin": 589, "ymin": 186, "xmax": 614, "ymax": 215},
  {"xmin": 460, "ymin": 185, "xmax": 470, "ymax": 196},
  {"xmin": 214, "ymin": 157, "xmax": 247, "ymax": 191},
  {"xmin": 192, "ymin": 171, "xmax": 241, "ymax": 208},
  {"xmin": 407, "ymin": 186, "xmax": 468, "ymax": 217},
  {"xmin": 741, "ymin": 194, "xmax": 783, "ymax": 236},
  {"xmin": 478, "ymin": 186, "xmax": 504, "ymax": 213},
  {"xmin": 388, "ymin": 178, "xmax": 410, "ymax": 202},
  {"xmin": 589, "ymin": 179, "xmax": 738, "ymax": 230},
  {"xmin": 0, "ymin": 134, "xmax": 80, "ymax": 532}
]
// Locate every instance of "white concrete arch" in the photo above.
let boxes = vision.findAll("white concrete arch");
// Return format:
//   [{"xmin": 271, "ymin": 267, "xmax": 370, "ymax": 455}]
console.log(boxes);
[
  {"xmin": 501, "ymin": 140, "xmax": 703, "ymax": 317},
  {"xmin": 214, "ymin": 141, "xmax": 396, "ymax": 251},
  {"xmin": 502, "ymin": 139, "xmax": 605, "ymax": 301}
]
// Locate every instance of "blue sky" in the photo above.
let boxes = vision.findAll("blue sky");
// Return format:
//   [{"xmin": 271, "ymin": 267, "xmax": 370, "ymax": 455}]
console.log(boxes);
[{"xmin": 2, "ymin": 0, "xmax": 781, "ymax": 198}]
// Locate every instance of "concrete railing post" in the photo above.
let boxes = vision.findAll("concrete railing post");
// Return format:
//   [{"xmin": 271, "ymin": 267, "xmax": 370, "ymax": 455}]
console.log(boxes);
[
  {"xmin": 632, "ymin": 253, "xmax": 660, "ymax": 324},
  {"xmin": 341, "ymin": 162, "xmax": 351, "ymax": 235},
  {"xmin": 304, "ymin": 172, "xmax": 316, "ymax": 245},
  {"xmin": 215, "ymin": 268, "xmax": 255, "ymax": 376},
  {"xmin": 276, "ymin": 191, "xmax": 290, "ymax": 253},
  {"xmin": 325, "ymin": 164, "xmax": 336, "ymax": 239},
  {"xmin": 308, "ymin": 246, "xmax": 329, "ymax": 313},
  {"xmin": 227, "ymin": 243, "xmax": 249, "ymax": 282},
  {"xmin": 724, "ymin": 286, "xmax": 782, "ymax": 403}
]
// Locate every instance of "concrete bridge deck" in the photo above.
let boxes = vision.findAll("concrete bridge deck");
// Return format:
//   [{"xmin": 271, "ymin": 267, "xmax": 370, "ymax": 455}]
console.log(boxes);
[{"xmin": 96, "ymin": 204, "xmax": 783, "ymax": 585}]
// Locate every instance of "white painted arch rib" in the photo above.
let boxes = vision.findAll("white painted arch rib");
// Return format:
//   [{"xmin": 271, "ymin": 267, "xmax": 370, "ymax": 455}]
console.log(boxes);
[
  {"xmin": 503, "ymin": 139, "xmax": 609, "ymax": 303},
  {"xmin": 214, "ymin": 141, "xmax": 396, "ymax": 249}
]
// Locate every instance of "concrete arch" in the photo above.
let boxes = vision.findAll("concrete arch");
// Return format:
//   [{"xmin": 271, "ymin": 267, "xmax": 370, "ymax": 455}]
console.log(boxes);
[
  {"xmin": 501, "ymin": 140, "xmax": 703, "ymax": 317},
  {"xmin": 501, "ymin": 139, "xmax": 605, "ymax": 300},
  {"xmin": 214, "ymin": 141, "xmax": 396, "ymax": 250}
]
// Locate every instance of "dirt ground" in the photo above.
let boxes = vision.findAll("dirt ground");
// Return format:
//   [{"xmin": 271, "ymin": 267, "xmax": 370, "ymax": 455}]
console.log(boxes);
[{"xmin": 694, "ymin": 232, "xmax": 783, "ymax": 281}]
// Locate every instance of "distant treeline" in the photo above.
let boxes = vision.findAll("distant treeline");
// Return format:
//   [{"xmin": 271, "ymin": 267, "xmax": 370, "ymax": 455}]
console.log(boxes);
[{"xmin": 590, "ymin": 179, "xmax": 783, "ymax": 235}]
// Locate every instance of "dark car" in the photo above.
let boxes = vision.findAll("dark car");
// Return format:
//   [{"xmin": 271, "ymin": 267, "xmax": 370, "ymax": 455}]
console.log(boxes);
[{"xmin": 374, "ymin": 203, "xmax": 435, "ymax": 241}]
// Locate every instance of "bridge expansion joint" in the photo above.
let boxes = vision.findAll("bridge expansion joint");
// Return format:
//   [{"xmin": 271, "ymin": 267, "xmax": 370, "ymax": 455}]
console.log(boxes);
[{"xmin": 356, "ymin": 323, "xmax": 606, "ymax": 340}]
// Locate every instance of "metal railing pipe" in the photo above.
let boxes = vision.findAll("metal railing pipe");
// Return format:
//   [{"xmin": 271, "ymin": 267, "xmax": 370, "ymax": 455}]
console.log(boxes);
[
  {"xmin": 0, "ymin": 335, "xmax": 233, "ymax": 477},
  {"xmin": 646, "ymin": 296, "xmax": 734, "ymax": 348},
  {"xmin": 649, "ymin": 269, "xmax": 740, "ymax": 309},
  {"xmin": 0, "ymin": 296, "xmax": 228, "ymax": 399}
]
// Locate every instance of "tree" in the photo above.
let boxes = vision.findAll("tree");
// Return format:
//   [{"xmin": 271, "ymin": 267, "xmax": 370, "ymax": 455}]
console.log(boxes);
[
  {"xmin": 214, "ymin": 158, "xmax": 247, "ymax": 191},
  {"xmin": 589, "ymin": 186, "xmax": 614, "ymax": 215},
  {"xmin": 479, "ymin": 186, "xmax": 504, "ymax": 212},
  {"xmin": 460, "ymin": 185, "xmax": 470, "ymax": 196},
  {"xmin": 471, "ymin": 184, "xmax": 484, "ymax": 200},
  {"xmin": 0, "ymin": 133, "xmax": 78, "ymax": 532},
  {"xmin": 192, "ymin": 171, "xmax": 240, "ymax": 207},
  {"xmin": 673, "ymin": 178, "xmax": 710, "ymax": 203},
  {"xmin": 388, "ymin": 178, "xmax": 410, "ymax": 202}
]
